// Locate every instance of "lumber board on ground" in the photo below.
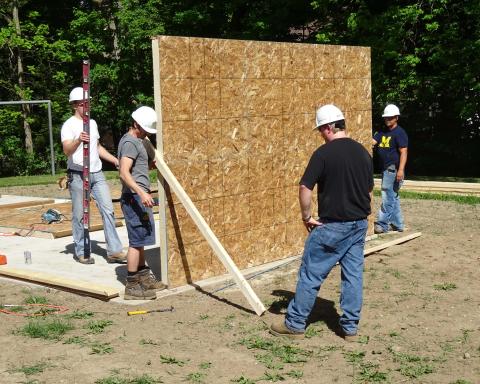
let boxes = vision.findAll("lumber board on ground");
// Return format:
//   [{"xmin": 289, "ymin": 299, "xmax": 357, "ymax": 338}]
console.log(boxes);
[
  {"xmin": 153, "ymin": 151, "xmax": 266, "ymax": 316},
  {"xmin": 374, "ymin": 179, "xmax": 480, "ymax": 195},
  {"xmin": 0, "ymin": 201, "xmax": 123, "ymax": 239},
  {"xmin": 0, "ymin": 267, "xmax": 119, "ymax": 299},
  {"xmin": 364, "ymin": 232, "xmax": 422, "ymax": 256},
  {"xmin": 0, "ymin": 199, "xmax": 56, "ymax": 210}
]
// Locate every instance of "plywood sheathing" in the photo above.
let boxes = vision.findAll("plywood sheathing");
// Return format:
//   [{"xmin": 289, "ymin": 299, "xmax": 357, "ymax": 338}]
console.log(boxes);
[
  {"xmin": 0, "ymin": 201, "xmax": 123, "ymax": 239},
  {"xmin": 154, "ymin": 36, "xmax": 372, "ymax": 287}
]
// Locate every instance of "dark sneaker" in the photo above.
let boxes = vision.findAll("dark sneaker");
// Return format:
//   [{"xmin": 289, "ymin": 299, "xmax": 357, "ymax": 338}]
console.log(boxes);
[
  {"xmin": 124, "ymin": 274, "xmax": 157, "ymax": 300},
  {"xmin": 269, "ymin": 319, "xmax": 305, "ymax": 339},
  {"xmin": 74, "ymin": 255, "xmax": 95, "ymax": 264},
  {"xmin": 138, "ymin": 268, "xmax": 167, "ymax": 291},
  {"xmin": 390, "ymin": 224, "xmax": 404, "ymax": 232},
  {"xmin": 374, "ymin": 224, "xmax": 386, "ymax": 234},
  {"xmin": 106, "ymin": 251, "xmax": 127, "ymax": 264}
]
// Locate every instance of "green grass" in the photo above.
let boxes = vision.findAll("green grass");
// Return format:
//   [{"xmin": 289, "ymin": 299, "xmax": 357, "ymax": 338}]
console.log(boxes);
[
  {"xmin": 261, "ymin": 371, "xmax": 285, "ymax": 382},
  {"xmin": 1, "ymin": 305, "xmax": 25, "ymax": 312},
  {"xmin": 64, "ymin": 309, "xmax": 95, "ymax": 319},
  {"xmin": 10, "ymin": 361, "xmax": 50, "ymax": 376},
  {"xmin": 0, "ymin": 169, "xmax": 159, "ymax": 188},
  {"xmin": 344, "ymin": 350, "xmax": 366, "ymax": 364},
  {"xmin": 0, "ymin": 170, "xmax": 120, "ymax": 188},
  {"xmin": 239, "ymin": 335, "xmax": 311, "ymax": 369},
  {"xmin": 140, "ymin": 338, "xmax": 160, "ymax": 346},
  {"xmin": 185, "ymin": 372, "xmax": 206, "ymax": 383},
  {"xmin": 17, "ymin": 318, "xmax": 74, "ymax": 340},
  {"xmin": 160, "ymin": 355, "xmax": 186, "ymax": 366},
  {"xmin": 198, "ymin": 362, "xmax": 212, "ymax": 369},
  {"xmin": 391, "ymin": 351, "xmax": 434, "ymax": 379},
  {"xmin": 95, "ymin": 374, "xmax": 162, "ymax": 384},
  {"xmin": 373, "ymin": 174, "xmax": 480, "ymax": 183},
  {"xmin": 373, "ymin": 188, "xmax": 480, "ymax": 205},
  {"xmin": 24, "ymin": 295, "xmax": 48, "ymax": 304},
  {"xmin": 90, "ymin": 342, "xmax": 114, "ymax": 355},
  {"xmin": 63, "ymin": 336, "xmax": 89, "ymax": 346},
  {"xmin": 85, "ymin": 319, "xmax": 113, "ymax": 334},
  {"xmin": 433, "ymin": 283, "xmax": 457, "ymax": 291},
  {"xmin": 357, "ymin": 362, "xmax": 388, "ymax": 382},
  {"xmin": 230, "ymin": 376, "xmax": 256, "ymax": 384}
]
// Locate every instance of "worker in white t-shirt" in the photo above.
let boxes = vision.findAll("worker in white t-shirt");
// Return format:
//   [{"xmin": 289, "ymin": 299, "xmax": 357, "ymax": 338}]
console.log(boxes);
[{"xmin": 60, "ymin": 87, "xmax": 126, "ymax": 265}]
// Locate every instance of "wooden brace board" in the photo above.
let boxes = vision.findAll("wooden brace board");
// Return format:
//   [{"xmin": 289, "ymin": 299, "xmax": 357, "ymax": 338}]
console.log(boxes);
[{"xmin": 152, "ymin": 147, "xmax": 266, "ymax": 316}]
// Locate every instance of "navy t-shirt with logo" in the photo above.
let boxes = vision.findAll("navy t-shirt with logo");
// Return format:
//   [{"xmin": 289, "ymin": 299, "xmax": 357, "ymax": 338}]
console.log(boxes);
[{"xmin": 373, "ymin": 125, "xmax": 408, "ymax": 171}]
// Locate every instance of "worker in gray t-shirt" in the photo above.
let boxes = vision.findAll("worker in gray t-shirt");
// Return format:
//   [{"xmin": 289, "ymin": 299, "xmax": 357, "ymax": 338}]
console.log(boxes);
[{"xmin": 118, "ymin": 106, "xmax": 167, "ymax": 300}]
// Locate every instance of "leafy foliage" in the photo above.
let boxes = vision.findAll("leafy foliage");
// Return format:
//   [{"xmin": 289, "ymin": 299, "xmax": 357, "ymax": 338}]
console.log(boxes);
[{"xmin": 1, "ymin": 0, "xmax": 479, "ymax": 176}]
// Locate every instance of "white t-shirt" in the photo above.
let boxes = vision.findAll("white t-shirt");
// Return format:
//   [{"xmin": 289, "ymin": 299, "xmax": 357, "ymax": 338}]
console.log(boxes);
[{"xmin": 61, "ymin": 116, "xmax": 102, "ymax": 172}]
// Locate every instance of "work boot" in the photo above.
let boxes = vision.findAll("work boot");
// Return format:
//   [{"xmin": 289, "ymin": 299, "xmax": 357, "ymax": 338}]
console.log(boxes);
[
  {"xmin": 374, "ymin": 224, "xmax": 386, "ymax": 234},
  {"xmin": 138, "ymin": 268, "xmax": 167, "ymax": 291},
  {"xmin": 106, "ymin": 251, "xmax": 127, "ymax": 264},
  {"xmin": 341, "ymin": 330, "xmax": 359, "ymax": 343},
  {"xmin": 74, "ymin": 255, "xmax": 95, "ymax": 265},
  {"xmin": 124, "ymin": 274, "xmax": 157, "ymax": 300},
  {"xmin": 269, "ymin": 319, "xmax": 305, "ymax": 339}
]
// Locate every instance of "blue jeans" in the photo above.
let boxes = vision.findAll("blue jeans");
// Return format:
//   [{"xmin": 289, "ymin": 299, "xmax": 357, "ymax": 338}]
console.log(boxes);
[
  {"xmin": 285, "ymin": 219, "xmax": 368, "ymax": 335},
  {"xmin": 68, "ymin": 171, "xmax": 123, "ymax": 257},
  {"xmin": 376, "ymin": 165, "xmax": 404, "ymax": 231}
]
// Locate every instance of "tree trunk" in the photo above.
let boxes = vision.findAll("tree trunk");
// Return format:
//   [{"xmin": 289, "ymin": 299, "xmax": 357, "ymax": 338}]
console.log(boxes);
[{"xmin": 12, "ymin": 0, "xmax": 33, "ymax": 154}]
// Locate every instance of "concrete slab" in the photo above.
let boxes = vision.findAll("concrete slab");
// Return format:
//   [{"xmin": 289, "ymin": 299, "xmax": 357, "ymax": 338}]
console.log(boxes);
[{"xmin": 0, "ymin": 195, "xmax": 163, "ymax": 304}]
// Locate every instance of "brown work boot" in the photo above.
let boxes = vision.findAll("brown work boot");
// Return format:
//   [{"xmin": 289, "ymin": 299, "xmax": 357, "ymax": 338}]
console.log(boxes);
[
  {"xmin": 106, "ymin": 251, "xmax": 127, "ymax": 264},
  {"xmin": 269, "ymin": 319, "xmax": 305, "ymax": 339},
  {"xmin": 137, "ymin": 268, "xmax": 167, "ymax": 291},
  {"xmin": 340, "ymin": 328, "xmax": 359, "ymax": 342},
  {"xmin": 74, "ymin": 255, "xmax": 95, "ymax": 264},
  {"xmin": 343, "ymin": 333, "xmax": 359, "ymax": 342},
  {"xmin": 124, "ymin": 274, "xmax": 157, "ymax": 300}
]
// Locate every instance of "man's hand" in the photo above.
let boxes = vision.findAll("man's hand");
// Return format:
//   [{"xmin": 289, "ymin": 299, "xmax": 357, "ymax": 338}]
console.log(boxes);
[
  {"xmin": 303, "ymin": 217, "xmax": 322, "ymax": 232},
  {"xmin": 79, "ymin": 131, "xmax": 90, "ymax": 143},
  {"xmin": 396, "ymin": 169, "xmax": 404, "ymax": 182},
  {"xmin": 139, "ymin": 190, "xmax": 154, "ymax": 208}
]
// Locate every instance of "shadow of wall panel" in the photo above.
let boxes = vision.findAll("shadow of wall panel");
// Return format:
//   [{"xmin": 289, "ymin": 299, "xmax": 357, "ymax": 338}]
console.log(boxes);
[{"xmin": 153, "ymin": 36, "xmax": 372, "ymax": 287}]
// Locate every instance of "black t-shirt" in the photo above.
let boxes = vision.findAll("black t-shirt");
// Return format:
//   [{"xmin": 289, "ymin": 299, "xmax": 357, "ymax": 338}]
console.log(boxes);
[
  {"xmin": 373, "ymin": 125, "xmax": 408, "ymax": 170},
  {"xmin": 300, "ymin": 137, "xmax": 373, "ymax": 221}
]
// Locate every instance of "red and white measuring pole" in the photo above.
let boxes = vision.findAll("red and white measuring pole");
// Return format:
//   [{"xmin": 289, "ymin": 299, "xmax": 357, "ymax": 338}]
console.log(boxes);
[{"xmin": 82, "ymin": 59, "xmax": 92, "ymax": 261}]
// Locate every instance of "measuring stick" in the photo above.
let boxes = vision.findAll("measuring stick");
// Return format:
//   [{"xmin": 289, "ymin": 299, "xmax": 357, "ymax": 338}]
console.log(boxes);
[{"xmin": 82, "ymin": 60, "xmax": 92, "ymax": 261}]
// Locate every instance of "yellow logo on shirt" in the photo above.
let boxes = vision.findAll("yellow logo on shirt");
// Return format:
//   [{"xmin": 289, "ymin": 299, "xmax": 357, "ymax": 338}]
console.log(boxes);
[{"xmin": 379, "ymin": 136, "xmax": 391, "ymax": 148}]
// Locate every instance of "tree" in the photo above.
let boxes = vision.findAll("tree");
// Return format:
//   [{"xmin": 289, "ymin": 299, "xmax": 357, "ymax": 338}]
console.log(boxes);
[{"xmin": 0, "ymin": 0, "xmax": 73, "ymax": 175}]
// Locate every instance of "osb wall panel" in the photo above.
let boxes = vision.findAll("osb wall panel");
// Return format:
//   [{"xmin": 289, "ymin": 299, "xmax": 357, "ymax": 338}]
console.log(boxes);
[{"xmin": 154, "ymin": 36, "xmax": 372, "ymax": 287}]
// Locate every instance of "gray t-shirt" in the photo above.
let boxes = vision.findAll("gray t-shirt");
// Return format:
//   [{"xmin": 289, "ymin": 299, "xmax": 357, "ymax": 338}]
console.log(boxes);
[{"xmin": 118, "ymin": 133, "xmax": 150, "ymax": 193}]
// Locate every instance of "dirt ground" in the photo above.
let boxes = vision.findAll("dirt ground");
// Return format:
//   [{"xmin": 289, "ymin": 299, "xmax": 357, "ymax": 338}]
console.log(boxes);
[{"xmin": 0, "ymin": 183, "xmax": 479, "ymax": 384}]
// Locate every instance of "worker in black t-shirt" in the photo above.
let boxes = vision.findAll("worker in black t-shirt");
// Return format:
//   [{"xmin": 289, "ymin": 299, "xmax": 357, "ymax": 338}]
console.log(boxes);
[{"xmin": 270, "ymin": 104, "xmax": 374, "ymax": 342}]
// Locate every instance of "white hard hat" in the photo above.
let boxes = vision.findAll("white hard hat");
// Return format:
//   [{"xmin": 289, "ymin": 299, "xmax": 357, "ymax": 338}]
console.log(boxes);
[
  {"xmin": 131, "ymin": 106, "xmax": 157, "ymax": 134},
  {"xmin": 315, "ymin": 104, "xmax": 345, "ymax": 129},
  {"xmin": 382, "ymin": 104, "xmax": 400, "ymax": 117},
  {"xmin": 68, "ymin": 87, "xmax": 88, "ymax": 103}
]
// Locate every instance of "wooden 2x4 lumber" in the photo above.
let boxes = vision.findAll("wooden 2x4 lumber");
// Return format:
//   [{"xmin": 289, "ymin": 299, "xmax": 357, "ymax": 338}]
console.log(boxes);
[
  {"xmin": 150, "ymin": 147, "xmax": 266, "ymax": 316},
  {"xmin": 0, "ymin": 199, "xmax": 56, "ymax": 210},
  {"xmin": 364, "ymin": 232, "xmax": 422, "ymax": 256},
  {"xmin": 0, "ymin": 267, "xmax": 119, "ymax": 299}
]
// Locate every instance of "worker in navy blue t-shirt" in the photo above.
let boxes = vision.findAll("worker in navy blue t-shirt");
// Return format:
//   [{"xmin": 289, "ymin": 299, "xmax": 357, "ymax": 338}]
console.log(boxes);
[{"xmin": 372, "ymin": 104, "xmax": 408, "ymax": 234}]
